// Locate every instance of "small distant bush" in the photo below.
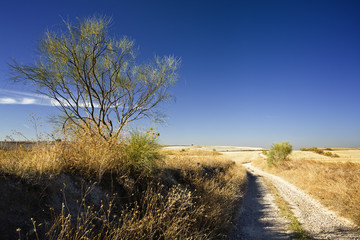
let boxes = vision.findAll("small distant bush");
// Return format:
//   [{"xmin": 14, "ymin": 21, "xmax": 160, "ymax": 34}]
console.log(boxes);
[
  {"xmin": 301, "ymin": 147, "xmax": 323, "ymax": 154},
  {"xmin": 324, "ymin": 152, "xmax": 333, "ymax": 157},
  {"xmin": 262, "ymin": 150, "xmax": 268, "ymax": 156},
  {"xmin": 267, "ymin": 142, "xmax": 292, "ymax": 167},
  {"xmin": 301, "ymin": 147, "xmax": 340, "ymax": 158},
  {"xmin": 314, "ymin": 149, "xmax": 324, "ymax": 154}
]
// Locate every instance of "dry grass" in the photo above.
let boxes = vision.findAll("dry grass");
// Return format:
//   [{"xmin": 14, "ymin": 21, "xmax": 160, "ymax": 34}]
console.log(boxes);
[
  {"xmin": 291, "ymin": 149, "xmax": 360, "ymax": 162},
  {"xmin": 221, "ymin": 151, "xmax": 262, "ymax": 164},
  {"xmin": 162, "ymin": 148, "xmax": 222, "ymax": 156},
  {"xmin": 0, "ymin": 133, "xmax": 123, "ymax": 180},
  {"xmin": 0, "ymin": 135, "xmax": 246, "ymax": 239},
  {"xmin": 162, "ymin": 150, "xmax": 228, "ymax": 168},
  {"xmin": 253, "ymin": 156, "xmax": 360, "ymax": 227},
  {"xmin": 46, "ymin": 159, "xmax": 246, "ymax": 240},
  {"xmin": 327, "ymin": 149, "xmax": 360, "ymax": 162},
  {"xmin": 0, "ymin": 144, "xmax": 65, "ymax": 177},
  {"xmin": 160, "ymin": 149, "xmax": 247, "ymax": 238},
  {"xmin": 44, "ymin": 184, "xmax": 208, "ymax": 240}
]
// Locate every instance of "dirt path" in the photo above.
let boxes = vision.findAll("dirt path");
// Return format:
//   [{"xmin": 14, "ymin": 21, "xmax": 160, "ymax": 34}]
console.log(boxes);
[
  {"xmin": 234, "ymin": 163, "xmax": 359, "ymax": 240},
  {"xmin": 229, "ymin": 170, "xmax": 292, "ymax": 239}
]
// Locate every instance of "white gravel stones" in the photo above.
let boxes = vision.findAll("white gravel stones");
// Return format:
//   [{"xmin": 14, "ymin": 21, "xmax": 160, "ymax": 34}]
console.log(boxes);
[
  {"xmin": 229, "ymin": 171, "xmax": 292, "ymax": 240},
  {"xmin": 245, "ymin": 163, "xmax": 360, "ymax": 240}
]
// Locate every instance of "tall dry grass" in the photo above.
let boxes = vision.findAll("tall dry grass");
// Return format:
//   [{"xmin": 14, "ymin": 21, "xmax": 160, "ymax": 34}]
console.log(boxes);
[
  {"xmin": 253, "ymin": 157, "xmax": 360, "ymax": 227},
  {"xmin": 161, "ymin": 150, "xmax": 247, "ymax": 237},
  {"xmin": 0, "ymin": 131, "xmax": 246, "ymax": 239},
  {"xmin": 43, "ymin": 149, "xmax": 246, "ymax": 239},
  {"xmin": 45, "ymin": 184, "xmax": 208, "ymax": 240},
  {"xmin": 0, "ymin": 143, "xmax": 65, "ymax": 177},
  {"xmin": 0, "ymin": 132, "xmax": 124, "ymax": 180}
]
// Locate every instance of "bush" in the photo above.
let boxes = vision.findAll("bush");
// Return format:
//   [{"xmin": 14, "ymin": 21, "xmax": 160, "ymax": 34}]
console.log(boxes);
[
  {"xmin": 324, "ymin": 152, "xmax": 333, "ymax": 157},
  {"xmin": 314, "ymin": 148, "xmax": 324, "ymax": 154},
  {"xmin": 300, "ymin": 147, "xmax": 340, "ymax": 158},
  {"xmin": 267, "ymin": 142, "xmax": 292, "ymax": 167},
  {"xmin": 124, "ymin": 129, "xmax": 162, "ymax": 176}
]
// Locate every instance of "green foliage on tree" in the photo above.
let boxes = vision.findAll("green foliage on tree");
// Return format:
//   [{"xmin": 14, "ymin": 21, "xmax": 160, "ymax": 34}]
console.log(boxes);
[
  {"xmin": 267, "ymin": 141, "xmax": 293, "ymax": 167},
  {"xmin": 10, "ymin": 16, "xmax": 180, "ymax": 140}
]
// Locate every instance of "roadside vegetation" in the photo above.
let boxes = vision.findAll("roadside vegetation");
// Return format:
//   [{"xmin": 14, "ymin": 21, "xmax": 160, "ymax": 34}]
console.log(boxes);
[
  {"xmin": 265, "ymin": 141, "xmax": 292, "ymax": 167},
  {"xmin": 300, "ymin": 147, "xmax": 340, "ymax": 158},
  {"xmin": 253, "ymin": 150, "xmax": 360, "ymax": 227},
  {"xmin": 0, "ymin": 128, "xmax": 246, "ymax": 239}
]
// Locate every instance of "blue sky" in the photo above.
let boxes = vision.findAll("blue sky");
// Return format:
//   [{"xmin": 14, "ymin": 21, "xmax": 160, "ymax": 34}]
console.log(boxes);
[{"xmin": 0, "ymin": 0, "xmax": 359, "ymax": 148}]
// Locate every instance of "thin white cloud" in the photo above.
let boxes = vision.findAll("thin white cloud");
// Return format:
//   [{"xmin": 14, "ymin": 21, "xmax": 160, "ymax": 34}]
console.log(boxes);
[
  {"xmin": 21, "ymin": 98, "xmax": 37, "ymax": 104},
  {"xmin": 0, "ymin": 89, "xmax": 49, "ymax": 99},
  {"xmin": 0, "ymin": 88, "xmax": 102, "ymax": 108},
  {"xmin": 50, "ymin": 99, "xmax": 61, "ymax": 106},
  {"xmin": 0, "ymin": 88, "xmax": 52, "ymax": 106},
  {"xmin": 0, "ymin": 97, "xmax": 17, "ymax": 104}
]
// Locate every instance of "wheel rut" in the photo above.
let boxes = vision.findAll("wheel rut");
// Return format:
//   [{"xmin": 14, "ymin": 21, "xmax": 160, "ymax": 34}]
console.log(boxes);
[
  {"xmin": 230, "ymin": 162, "xmax": 360, "ymax": 240},
  {"xmin": 229, "ymin": 170, "xmax": 292, "ymax": 240}
]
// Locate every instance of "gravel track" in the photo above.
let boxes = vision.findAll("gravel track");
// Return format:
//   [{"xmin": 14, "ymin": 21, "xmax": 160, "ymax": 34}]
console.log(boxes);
[
  {"xmin": 240, "ymin": 163, "xmax": 360, "ymax": 240},
  {"xmin": 229, "ymin": 171, "xmax": 292, "ymax": 239}
]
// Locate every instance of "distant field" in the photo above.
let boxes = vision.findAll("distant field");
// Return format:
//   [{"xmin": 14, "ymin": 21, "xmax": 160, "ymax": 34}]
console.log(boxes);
[
  {"xmin": 162, "ymin": 145, "xmax": 263, "ymax": 152},
  {"xmin": 291, "ymin": 149, "xmax": 360, "ymax": 162},
  {"xmin": 161, "ymin": 145, "xmax": 264, "ymax": 164},
  {"xmin": 221, "ymin": 151, "xmax": 262, "ymax": 163}
]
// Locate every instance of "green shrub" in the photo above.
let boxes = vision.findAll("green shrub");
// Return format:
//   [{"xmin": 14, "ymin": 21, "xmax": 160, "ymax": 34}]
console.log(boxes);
[
  {"xmin": 301, "ymin": 147, "xmax": 340, "ymax": 158},
  {"xmin": 124, "ymin": 129, "xmax": 162, "ymax": 176},
  {"xmin": 262, "ymin": 150, "xmax": 268, "ymax": 156},
  {"xmin": 314, "ymin": 149, "xmax": 324, "ymax": 154},
  {"xmin": 324, "ymin": 152, "xmax": 333, "ymax": 157},
  {"xmin": 301, "ymin": 147, "xmax": 324, "ymax": 154},
  {"xmin": 267, "ymin": 142, "xmax": 292, "ymax": 167}
]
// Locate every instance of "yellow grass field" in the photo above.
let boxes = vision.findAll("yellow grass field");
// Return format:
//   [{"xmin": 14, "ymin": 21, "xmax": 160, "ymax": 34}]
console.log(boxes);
[
  {"xmin": 252, "ymin": 148, "xmax": 360, "ymax": 227},
  {"xmin": 291, "ymin": 149, "xmax": 360, "ymax": 162},
  {"xmin": 221, "ymin": 151, "xmax": 262, "ymax": 163}
]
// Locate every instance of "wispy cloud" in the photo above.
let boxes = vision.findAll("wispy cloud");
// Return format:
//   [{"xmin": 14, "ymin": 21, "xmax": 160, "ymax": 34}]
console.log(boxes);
[
  {"xmin": 0, "ymin": 97, "xmax": 17, "ymax": 104},
  {"xmin": 0, "ymin": 89, "xmax": 53, "ymax": 106},
  {"xmin": 0, "ymin": 89, "xmax": 101, "ymax": 108},
  {"xmin": 21, "ymin": 98, "xmax": 37, "ymax": 104}
]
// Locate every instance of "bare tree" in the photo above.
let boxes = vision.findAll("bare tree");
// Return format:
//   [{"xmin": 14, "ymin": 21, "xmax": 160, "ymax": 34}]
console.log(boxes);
[{"xmin": 10, "ymin": 16, "xmax": 180, "ymax": 139}]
